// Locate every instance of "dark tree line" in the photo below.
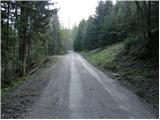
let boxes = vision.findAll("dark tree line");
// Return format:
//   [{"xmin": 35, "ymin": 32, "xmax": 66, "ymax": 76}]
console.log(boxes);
[
  {"xmin": 1, "ymin": 1, "xmax": 63, "ymax": 87},
  {"xmin": 74, "ymin": 1, "xmax": 159, "ymax": 58}
]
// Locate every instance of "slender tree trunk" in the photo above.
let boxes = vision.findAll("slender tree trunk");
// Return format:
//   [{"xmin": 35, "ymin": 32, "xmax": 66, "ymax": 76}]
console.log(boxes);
[
  {"xmin": 13, "ymin": 31, "xmax": 16, "ymax": 79},
  {"xmin": 27, "ymin": 20, "xmax": 32, "ymax": 73},
  {"xmin": 147, "ymin": 1, "xmax": 151, "ymax": 40},
  {"xmin": 19, "ymin": 1, "xmax": 28, "ymax": 76},
  {"xmin": 4, "ymin": 1, "xmax": 10, "ymax": 81}
]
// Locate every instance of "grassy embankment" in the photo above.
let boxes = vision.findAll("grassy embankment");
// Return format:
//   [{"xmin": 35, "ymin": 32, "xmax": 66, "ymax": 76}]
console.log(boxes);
[{"xmin": 81, "ymin": 42, "xmax": 158, "ymax": 111}]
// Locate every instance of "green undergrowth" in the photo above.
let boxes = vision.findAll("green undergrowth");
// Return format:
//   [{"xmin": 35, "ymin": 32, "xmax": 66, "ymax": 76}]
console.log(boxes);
[
  {"xmin": 1, "ymin": 56, "xmax": 57, "ymax": 96},
  {"xmin": 81, "ymin": 42, "xmax": 159, "ymax": 112},
  {"xmin": 1, "ymin": 77, "xmax": 29, "ymax": 96}
]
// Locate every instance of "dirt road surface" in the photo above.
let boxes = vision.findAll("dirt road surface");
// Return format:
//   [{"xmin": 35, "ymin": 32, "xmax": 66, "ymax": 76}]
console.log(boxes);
[{"xmin": 2, "ymin": 52, "xmax": 156, "ymax": 119}]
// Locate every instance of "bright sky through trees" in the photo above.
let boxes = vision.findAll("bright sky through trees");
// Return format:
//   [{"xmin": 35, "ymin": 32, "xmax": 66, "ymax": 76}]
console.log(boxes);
[{"xmin": 51, "ymin": 0, "xmax": 116, "ymax": 29}]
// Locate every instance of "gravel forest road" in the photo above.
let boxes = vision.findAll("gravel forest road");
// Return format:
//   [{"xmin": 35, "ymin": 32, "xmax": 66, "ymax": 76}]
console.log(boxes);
[
  {"xmin": 23, "ymin": 51, "xmax": 155, "ymax": 119},
  {"xmin": 2, "ymin": 51, "xmax": 156, "ymax": 119}
]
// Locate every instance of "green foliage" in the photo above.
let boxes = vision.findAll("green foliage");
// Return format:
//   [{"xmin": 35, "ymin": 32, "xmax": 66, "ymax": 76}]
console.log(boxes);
[
  {"xmin": 59, "ymin": 28, "xmax": 71, "ymax": 54},
  {"xmin": 124, "ymin": 36, "xmax": 142, "ymax": 51},
  {"xmin": 73, "ymin": 1, "xmax": 159, "ymax": 58},
  {"xmin": 85, "ymin": 16, "xmax": 96, "ymax": 50},
  {"xmin": 73, "ymin": 20, "xmax": 86, "ymax": 51},
  {"xmin": 1, "ymin": 1, "xmax": 64, "ymax": 87}
]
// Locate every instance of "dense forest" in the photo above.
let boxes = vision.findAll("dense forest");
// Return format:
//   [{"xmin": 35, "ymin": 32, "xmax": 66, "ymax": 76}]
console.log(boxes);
[
  {"xmin": 1, "ymin": 1, "xmax": 69, "ymax": 87},
  {"xmin": 74, "ymin": 1, "xmax": 159, "ymax": 111},
  {"xmin": 74, "ymin": 1, "xmax": 159, "ymax": 55}
]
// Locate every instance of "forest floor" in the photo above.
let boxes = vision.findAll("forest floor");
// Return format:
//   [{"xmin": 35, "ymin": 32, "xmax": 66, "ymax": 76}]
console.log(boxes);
[
  {"xmin": 1, "ymin": 52, "xmax": 157, "ymax": 119},
  {"xmin": 81, "ymin": 42, "xmax": 159, "ymax": 116}
]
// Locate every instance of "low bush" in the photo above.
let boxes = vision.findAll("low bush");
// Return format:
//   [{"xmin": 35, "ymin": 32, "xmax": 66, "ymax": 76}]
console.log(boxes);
[{"xmin": 124, "ymin": 35, "xmax": 143, "ymax": 51}]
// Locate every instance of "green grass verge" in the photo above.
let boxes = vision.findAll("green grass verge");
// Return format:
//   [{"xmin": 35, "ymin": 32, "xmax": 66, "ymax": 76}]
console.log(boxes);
[{"xmin": 81, "ymin": 43, "xmax": 123, "ymax": 71}]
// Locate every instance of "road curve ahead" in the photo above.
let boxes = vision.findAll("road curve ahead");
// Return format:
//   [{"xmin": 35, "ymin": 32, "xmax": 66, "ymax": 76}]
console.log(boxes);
[{"xmin": 24, "ymin": 51, "xmax": 155, "ymax": 119}]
